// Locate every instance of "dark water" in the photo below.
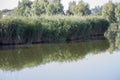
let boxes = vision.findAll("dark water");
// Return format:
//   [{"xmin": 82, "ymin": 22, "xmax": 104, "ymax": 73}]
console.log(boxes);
[{"xmin": 0, "ymin": 40, "xmax": 120, "ymax": 80}]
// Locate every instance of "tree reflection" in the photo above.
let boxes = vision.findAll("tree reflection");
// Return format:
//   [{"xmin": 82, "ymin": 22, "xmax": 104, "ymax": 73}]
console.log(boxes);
[{"xmin": 0, "ymin": 40, "xmax": 109, "ymax": 71}]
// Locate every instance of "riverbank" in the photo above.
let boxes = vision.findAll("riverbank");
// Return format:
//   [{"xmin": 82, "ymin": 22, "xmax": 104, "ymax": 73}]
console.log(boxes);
[{"xmin": 0, "ymin": 16, "xmax": 109, "ymax": 45}]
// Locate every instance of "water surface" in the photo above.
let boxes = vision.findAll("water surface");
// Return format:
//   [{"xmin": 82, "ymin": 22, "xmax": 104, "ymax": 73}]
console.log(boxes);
[{"xmin": 0, "ymin": 40, "xmax": 120, "ymax": 80}]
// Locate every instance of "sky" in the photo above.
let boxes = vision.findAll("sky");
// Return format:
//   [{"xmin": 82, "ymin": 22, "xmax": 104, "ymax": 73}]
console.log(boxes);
[{"xmin": 0, "ymin": 0, "xmax": 120, "ymax": 11}]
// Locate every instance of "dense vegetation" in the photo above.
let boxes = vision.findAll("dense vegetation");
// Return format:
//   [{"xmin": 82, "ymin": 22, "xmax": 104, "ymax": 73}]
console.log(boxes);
[
  {"xmin": 13, "ymin": 0, "xmax": 91, "ymax": 16},
  {"xmin": 0, "ymin": 16, "xmax": 109, "ymax": 44},
  {"xmin": 1, "ymin": 0, "xmax": 120, "ymax": 45}
]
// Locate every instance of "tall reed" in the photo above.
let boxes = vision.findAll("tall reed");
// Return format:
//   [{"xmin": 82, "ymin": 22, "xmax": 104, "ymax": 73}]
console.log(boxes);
[{"xmin": 0, "ymin": 16, "xmax": 109, "ymax": 44}]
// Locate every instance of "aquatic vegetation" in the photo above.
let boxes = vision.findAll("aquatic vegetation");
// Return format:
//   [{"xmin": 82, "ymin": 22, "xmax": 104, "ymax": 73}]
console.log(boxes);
[{"xmin": 0, "ymin": 16, "xmax": 109, "ymax": 44}]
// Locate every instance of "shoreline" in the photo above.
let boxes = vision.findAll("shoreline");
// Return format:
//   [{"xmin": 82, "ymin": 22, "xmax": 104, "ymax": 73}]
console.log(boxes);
[{"xmin": 0, "ymin": 34, "xmax": 106, "ymax": 46}]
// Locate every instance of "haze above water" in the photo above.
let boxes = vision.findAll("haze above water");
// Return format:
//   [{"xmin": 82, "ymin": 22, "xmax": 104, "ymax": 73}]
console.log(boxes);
[{"xmin": 0, "ymin": 40, "xmax": 120, "ymax": 80}]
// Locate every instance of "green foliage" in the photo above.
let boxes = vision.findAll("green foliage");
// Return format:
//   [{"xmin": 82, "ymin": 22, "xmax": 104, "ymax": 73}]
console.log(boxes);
[
  {"xmin": 68, "ymin": 1, "xmax": 77, "ymax": 15},
  {"xmin": 31, "ymin": 0, "xmax": 40, "ymax": 16},
  {"xmin": 76, "ymin": 1, "xmax": 91, "ymax": 16},
  {"xmin": 102, "ymin": 1, "xmax": 116, "ymax": 22},
  {"xmin": 37, "ymin": 0, "xmax": 48, "ymax": 14},
  {"xmin": 115, "ymin": 3, "xmax": 120, "ymax": 22},
  {"xmin": 0, "ymin": 16, "xmax": 109, "ymax": 44},
  {"xmin": 46, "ymin": 3, "xmax": 56, "ymax": 15},
  {"xmin": 46, "ymin": 0, "xmax": 64, "ymax": 15},
  {"xmin": 14, "ymin": 0, "xmax": 32, "ymax": 16},
  {"xmin": 14, "ymin": 0, "xmax": 64, "ymax": 16},
  {"xmin": 68, "ymin": 0, "xmax": 91, "ymax": 16},
  {"xmin": 54, "ymin": 1, "xmax": 64, "ymax": 14},
  {"xmin": 31, "ymin": 0, "xmax": 48, "ymax": 16}
]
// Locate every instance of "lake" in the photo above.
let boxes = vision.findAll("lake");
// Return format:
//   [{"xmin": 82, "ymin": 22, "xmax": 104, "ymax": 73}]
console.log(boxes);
[{"xmin": 0, "ymin": 40, "xmax": 120, "ymax": 80}]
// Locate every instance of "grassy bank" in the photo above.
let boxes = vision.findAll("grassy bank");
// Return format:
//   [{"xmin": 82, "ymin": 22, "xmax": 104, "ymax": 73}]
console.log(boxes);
[{"xmin": 0, "ymin": 16, "xmax": 109, "ymax": 45}]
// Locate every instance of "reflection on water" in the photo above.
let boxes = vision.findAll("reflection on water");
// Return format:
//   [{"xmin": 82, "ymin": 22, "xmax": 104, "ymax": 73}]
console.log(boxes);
[
  {"xmin": 0, "ymin": 40, "xmax": 120, "ymax": 80},
  {"xmin": 0, "ymin": 40, "xmax": 109, "ymax": 71}
]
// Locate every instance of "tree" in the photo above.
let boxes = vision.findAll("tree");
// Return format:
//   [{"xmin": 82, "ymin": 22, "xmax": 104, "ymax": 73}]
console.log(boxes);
[
  {"xmin": 68, "ymin": 0, "xmax": 91, "ymax": 16},
  {"xmin": 46, "ymin": 3, "xmax": 56, "ymax": 15},
  {"xmin": 31, "ymin": 0, "xmax": 48, "ymax": 16},
  {"xmin": 31, "ymin": 0, "xmax": 39, "ymax": 16},
  {"xmin": 38, "ymin": 0, "xmax": 48, "ymax": 14},
  {"xmin": 102, "ymin": 1, "xmax": 116, "ymax": 22},
  {"xmin": 46, "ymin": 0, "xmax": 64, "ymax": 15},
  {"xmin": 68, "ymin": 1, "xmax": 77, "ymax": 15},
  {"xmin": 24, "ymin": 7, "xmax": 32, "ymax": 16},
  {"xmin": 76, "ymin": 0, "xmax": 91, "ymax": 16},
  {"xmin": 14, "ymin": 0, "xmax": 32, "ymax": 16},
  {"xmin": 115, "ymin": 3, "xmax": 120, "ymax": 22},
  {"xmin": 54, "ymin": 0, "xmax": 64, "ymax": 14}
]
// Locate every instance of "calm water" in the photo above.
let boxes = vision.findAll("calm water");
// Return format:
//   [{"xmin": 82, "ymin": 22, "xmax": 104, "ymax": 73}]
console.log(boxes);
[{"xmin": 0, "ymin": 40, "xmax": 120, "ymax": 80}]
